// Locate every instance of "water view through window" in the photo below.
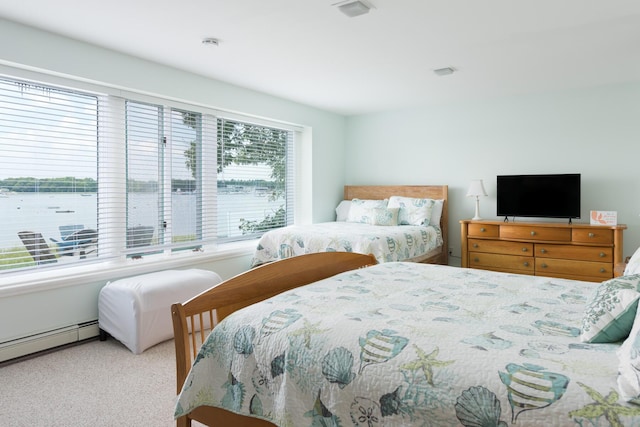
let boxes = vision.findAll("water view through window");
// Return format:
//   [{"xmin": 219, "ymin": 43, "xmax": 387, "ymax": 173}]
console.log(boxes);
[{"xmin": 0, "ymin": 76, "xmax": 292, "ymax": 272}]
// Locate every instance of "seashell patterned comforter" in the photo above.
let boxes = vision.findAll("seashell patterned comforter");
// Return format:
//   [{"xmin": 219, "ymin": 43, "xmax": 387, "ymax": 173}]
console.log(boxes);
[
  {"xmin": 175, "ymin": 262, "xmax": 640, "ymax": 426},
  {"xmin": 250, "ymin": 222, "xmax": 442, "ymax": 267}
]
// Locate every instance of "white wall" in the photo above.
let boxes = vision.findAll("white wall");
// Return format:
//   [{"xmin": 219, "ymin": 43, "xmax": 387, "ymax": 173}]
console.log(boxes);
[
  {"xmin": 0, "ymin": 19, "xmax": 346, "ymax": 345},
  {"xmin": 345, "ymin": 83, "xmax": 640, "ymax": 266}
]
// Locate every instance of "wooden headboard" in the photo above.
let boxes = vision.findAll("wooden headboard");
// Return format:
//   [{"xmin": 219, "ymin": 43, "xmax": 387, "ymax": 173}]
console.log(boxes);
[{"xmin": 343, "ymin": 185, "xmax": 448, "ymax": 265}]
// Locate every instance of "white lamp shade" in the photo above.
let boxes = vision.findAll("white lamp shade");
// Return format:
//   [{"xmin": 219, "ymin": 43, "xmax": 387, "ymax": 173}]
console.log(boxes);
[{"xmin": 466, "ymin": 179, "xmax": 487, "ymax": 197}]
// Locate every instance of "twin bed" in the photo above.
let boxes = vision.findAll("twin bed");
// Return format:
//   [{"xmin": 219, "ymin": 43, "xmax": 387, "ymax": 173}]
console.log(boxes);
[
  {"xmin": 172, "ymin": 251, "xmax": 640, "ymax": 426},
  {"xmin": 251, "ymin": 185, "xmax": 449, "ymax": 267}
]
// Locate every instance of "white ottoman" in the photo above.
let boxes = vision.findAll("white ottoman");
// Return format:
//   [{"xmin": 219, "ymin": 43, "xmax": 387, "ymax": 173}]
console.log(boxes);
[{"xmin": 98, "ymin": 269, "xmax": 222, "ymax": 354}]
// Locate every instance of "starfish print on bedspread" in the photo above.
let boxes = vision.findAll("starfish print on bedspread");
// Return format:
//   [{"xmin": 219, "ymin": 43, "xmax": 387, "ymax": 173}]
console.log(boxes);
[{"xmin": 569, "ymin": 382, "xmax": 640, "ymax": 427}]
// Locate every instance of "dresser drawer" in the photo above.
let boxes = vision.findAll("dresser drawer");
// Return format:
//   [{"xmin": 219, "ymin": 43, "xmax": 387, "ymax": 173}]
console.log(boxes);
[
  {"xmin": 501, "ymin": 225, "xmax": 571, "ymax": 242},
  {"xmin": 469, "ymin": 252, "xmax": 534, "ymax": 273},
  {"xmin": 535, "ymin": 244, "xmax": 612, "ymax": 262},
  {"xmin": 535, "ymin": 258, "xmax": 612, "ymax": 280},
  {"xmin": 469, "ymin": 239, "xmax": 533, "ymax": 256},
  {"xmin": 468, "ymin": 224, "xmax": 499, "ymax": 238},
  {"xmin": 572, "ymin": 228, "xmax": 613, "ymax": 244}
]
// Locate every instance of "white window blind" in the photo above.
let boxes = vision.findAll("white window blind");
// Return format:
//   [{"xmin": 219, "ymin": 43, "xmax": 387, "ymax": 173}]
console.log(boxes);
[
  {"xmin": 216, "ymin": 117, "xmax": 294, "ymax": 242},
  {"xmin": 0, "ymin": 77, "xmax": 99, "ymax": 270},
  {"xmin": 125, "ymin": 102, "xmax": 218, "ymax": 256},
  {"xmin": 0, "ymin": 71, "xmax": 297, "ymax": 274}
]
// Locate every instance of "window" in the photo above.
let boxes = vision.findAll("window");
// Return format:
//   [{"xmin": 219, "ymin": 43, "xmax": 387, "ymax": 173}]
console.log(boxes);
[
  {"xmin": 0, "ymin": 75, "xmax": 296, "ymax": 273},
  {"xmin": 0, "ymin": 78, "xmax": 98, "ymax": 271},
  {"xmin": 217, "ymin": 117, "xmax": 294, "ymax": 242},
  {"xmin": 124, "ymin": 102, "xmax": 217, "ymax": 255}
]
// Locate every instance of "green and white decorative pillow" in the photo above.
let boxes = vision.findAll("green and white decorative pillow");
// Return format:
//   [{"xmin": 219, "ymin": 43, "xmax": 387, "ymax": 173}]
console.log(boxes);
[
  {"xmin": 347, "ymin": 199, "xmax": 388, "ymax": 224},
  {"xmin": 617, "ymin": 307, "xmax": 640, "ymax": 403},
  {"xmin": 388, "ymin": 196, "xmax": 435, "ymax": 226},
  {"xmin": 580, "ymin": 274, "xmax": 640, "ymax": 343},
  {"xmin": 364, "ymin": 207, "xmax": 399, "ymax": 226}
]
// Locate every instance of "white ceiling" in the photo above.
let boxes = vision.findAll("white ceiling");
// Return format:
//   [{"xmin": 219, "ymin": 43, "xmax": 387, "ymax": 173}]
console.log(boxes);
[{"xmin": 1, "ymin": 0, "xmax": 639, "ymax": 115}]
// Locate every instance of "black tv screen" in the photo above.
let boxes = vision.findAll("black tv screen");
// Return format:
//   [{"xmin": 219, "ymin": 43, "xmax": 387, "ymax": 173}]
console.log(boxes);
[{"xmin": 496, "ymin": 174, "xmax": 581, "ymax": 219}]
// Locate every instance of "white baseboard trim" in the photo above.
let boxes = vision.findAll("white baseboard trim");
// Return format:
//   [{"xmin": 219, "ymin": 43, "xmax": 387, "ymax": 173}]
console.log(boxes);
[{"xmin": 0, "ymin": 320, "xmax": 99, "ymax": 363}]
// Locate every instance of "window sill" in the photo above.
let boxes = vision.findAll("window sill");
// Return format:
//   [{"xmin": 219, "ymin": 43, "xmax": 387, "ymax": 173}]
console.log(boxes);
[{"xmin": 0, "ymin": 240, "xmax": 258, "ymax": 297}]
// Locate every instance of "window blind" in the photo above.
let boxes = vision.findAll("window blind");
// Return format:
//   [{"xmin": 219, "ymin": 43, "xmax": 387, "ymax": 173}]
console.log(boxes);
[
  {"xmin": 216, "ymin": 117, "xmax": 294, "ymax": 242},
  {"xmin": 125, "ymin": 101, "xmax": 218, "ymax": 256},
  {"xmin": 0, "ymin": 72, "xmax": 297, "ymax": 273},
  {"xmin": 0, "ymin": 77, "xmax": 99, "ymax": 270}
]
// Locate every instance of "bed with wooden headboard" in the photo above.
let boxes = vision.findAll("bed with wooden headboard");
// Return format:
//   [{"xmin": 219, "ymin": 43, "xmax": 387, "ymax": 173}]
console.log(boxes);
[
  {"xmin": 172, "ymin": 246, "xmax": 640, "ymax": 426},
  {"xmin": 250, "ymin": 184, "xmax": 448, "ymax": 267}
]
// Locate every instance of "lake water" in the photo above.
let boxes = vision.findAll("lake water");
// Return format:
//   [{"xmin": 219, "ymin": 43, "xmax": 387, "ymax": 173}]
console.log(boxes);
[{"xmin": 0, "ymin": 192, "xmax": 283, "ymax": 250}]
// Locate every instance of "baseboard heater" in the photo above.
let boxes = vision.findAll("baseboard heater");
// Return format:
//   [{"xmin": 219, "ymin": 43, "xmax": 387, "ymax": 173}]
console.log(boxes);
[{"xmin": 0, "ymin": 320, "xmax": 100, "ymax": 363}]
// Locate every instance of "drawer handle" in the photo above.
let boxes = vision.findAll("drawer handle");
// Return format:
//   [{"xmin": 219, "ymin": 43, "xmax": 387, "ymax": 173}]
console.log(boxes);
[
  {"xmin": 523, "ymin": 262, "xmax": 529, "ymax": 267},
  {"xmin": 473, "ymin": 243, "xmax": 479, "ymax": 248},
  {"xmin": 600, "ymin": 268, "xmax": 606, "ymax": 273},
  {"xmin": 541, "ymin": 263, "xmax": 548, "ymax": 269},
  {"xmin": 588, "ymin": 232, "xmax": 595, "ymax": 238},
  {"xmin": 530, "ymin": 231, "xmax": 536, "ymax": 236},
  {"xmin": 540, "ymin": 248, "xmax": 547, "ymax": 254},
  {"xmin": 474, "ymin": 257, "xmax": 479, "ymax": 262},
  {"xmin": 599, "ymin": 252, "xmax": 606, "ymax": 258},
  {"xmin": 522, "ymin": 247, "xmax": 528, "ymax": 252},
  {"xmin": 480, "ymin": 227, "xmax": 486, "ymax": 232}
]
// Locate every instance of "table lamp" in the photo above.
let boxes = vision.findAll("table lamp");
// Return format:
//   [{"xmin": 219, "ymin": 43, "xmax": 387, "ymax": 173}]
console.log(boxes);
[{"xmin": 466, "ymin": 179, "xmax": 487, "ymax": 220}]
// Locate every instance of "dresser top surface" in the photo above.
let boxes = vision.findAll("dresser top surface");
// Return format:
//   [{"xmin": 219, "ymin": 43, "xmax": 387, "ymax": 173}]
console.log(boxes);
[{"xmin": 460, "ymin": 219, "xmax": 626, "ymax": 230}]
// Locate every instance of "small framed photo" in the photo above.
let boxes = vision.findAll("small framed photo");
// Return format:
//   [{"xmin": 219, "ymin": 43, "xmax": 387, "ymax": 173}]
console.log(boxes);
[{"xmin": 590, "ymin": 210, "xmax": 617, "ymax": 225}]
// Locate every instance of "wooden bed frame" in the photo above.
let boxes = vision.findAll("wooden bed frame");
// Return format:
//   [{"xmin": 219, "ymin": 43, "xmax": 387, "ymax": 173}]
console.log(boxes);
[
  {"xmin": 343, "ymin": 184, "xmax": 448, "ymax": 265},
  {"xmin": 172, "ymin": 252, "xmax": 378, "ymax": 427}
]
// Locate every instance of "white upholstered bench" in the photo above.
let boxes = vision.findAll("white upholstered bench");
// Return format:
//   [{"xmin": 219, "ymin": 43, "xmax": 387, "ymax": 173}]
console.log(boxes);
[{"xmin": 98, "ymin": 269, "xmax": 222, "ymax": 354}]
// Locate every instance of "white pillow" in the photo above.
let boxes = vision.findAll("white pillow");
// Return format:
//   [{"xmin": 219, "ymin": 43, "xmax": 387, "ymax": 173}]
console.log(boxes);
[
  {"xmin": 388, "ymin": 196, "xmax": 435, "ymax": 226},
  {"xmin": 430, "ymin": 199, "xmax": 444, "ymax": 226},
  {"xmin": 625, "ymin": 247, "xmax": 640, "ymax": 275},
  {"xmin": 617, "ymin": 306, "xmax": 640, "ymax": 403},
  {"xmin": 335, "ymin": 200, "xmax": 351, "ymax": 222}
]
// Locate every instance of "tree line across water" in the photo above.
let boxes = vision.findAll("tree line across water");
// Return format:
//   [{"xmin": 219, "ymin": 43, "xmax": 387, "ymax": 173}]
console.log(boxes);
[{"xmin": 0, "ymin": 177, "xmax": 278, "ymax": 193}]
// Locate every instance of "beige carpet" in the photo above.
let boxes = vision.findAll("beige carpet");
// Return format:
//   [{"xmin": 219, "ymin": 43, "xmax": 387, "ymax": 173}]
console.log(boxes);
[{"xmin": 0, "ymin": 338, "xmax": 205, "ymax": 427}]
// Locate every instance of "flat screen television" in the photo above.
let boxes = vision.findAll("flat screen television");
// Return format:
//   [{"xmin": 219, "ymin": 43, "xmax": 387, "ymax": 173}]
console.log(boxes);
[{"xmin": 496, "ymin": 174, "xmax": 581, "ymax": 220}]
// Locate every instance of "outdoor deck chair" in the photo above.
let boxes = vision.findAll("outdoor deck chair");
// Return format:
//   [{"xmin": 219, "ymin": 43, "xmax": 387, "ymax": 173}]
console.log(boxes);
[
  {"xmin": 18, "ymin": 231, "xmax": 58, "ymax": 265},
  {"xmin": 50, "ymin": 228, "xmax": 98, "ymax": 258},
  {"xmin": 58, "ymin": 224, "xmax": 84, "ymax": 240}
]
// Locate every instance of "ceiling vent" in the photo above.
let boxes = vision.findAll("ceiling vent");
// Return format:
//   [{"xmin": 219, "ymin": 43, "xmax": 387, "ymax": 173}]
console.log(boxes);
[
  {"xmin": 433, "ymin": 67, "xmax": 456, "ymax": 76},
  {"xmin": 334, "ymin": 0, "xmax": 374, "ymax": 18}
]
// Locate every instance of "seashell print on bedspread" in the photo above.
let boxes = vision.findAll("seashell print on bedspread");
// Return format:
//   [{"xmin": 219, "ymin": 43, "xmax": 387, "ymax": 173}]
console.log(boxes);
[
  {"xmin": 175, "ymin": 263, "xmax": 640, "ymax": 426},
  {"xmin": 250, "ymin": 221, "xmax": 442, "ymax": 267}
]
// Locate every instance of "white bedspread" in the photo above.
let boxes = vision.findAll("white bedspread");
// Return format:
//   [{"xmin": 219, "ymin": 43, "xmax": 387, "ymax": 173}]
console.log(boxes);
[
  {"xmin": 175, "ymin": 263, "xmax": 640, "ymax": 426},
  {"xmin": 251, "ymin": 221, "xmax": 442, "ymax": 267}
]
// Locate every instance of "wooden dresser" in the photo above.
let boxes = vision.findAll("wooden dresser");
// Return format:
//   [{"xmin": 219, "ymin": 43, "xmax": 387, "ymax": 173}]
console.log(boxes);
[{"xmin": 460, "ymin": 220, "xmax": 626, "ymax": 282}]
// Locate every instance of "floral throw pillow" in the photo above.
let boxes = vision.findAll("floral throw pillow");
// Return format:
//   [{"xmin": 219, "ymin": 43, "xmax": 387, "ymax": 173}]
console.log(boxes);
[
  {"xmin": 365, "ymin": 207, "xmax": 399, "ymax": 226},
  {"xmin": 347, "ymin": 199, "xmax": 388, "ymax": 223},
  {"xmin": 388, "ymin": 196, "xmax": 435, "ymax": 226},
  {"xmin": 580, "ymin": 274, "xmax": 640, "ymax": 343}
]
